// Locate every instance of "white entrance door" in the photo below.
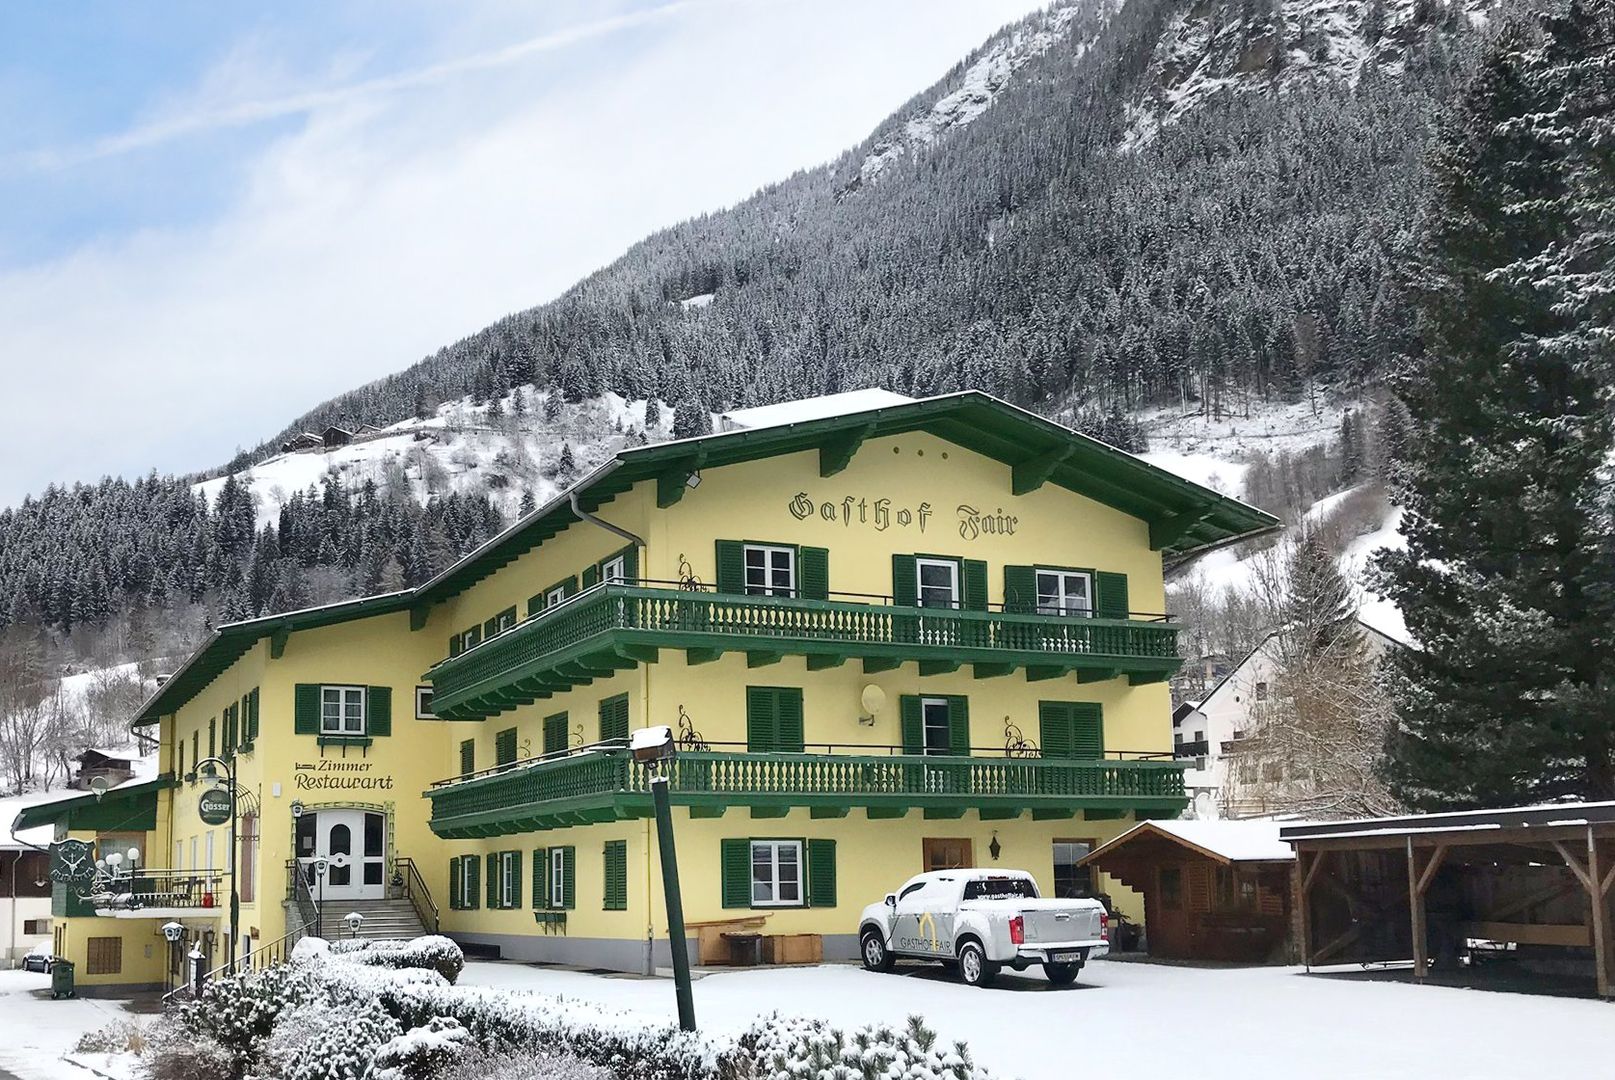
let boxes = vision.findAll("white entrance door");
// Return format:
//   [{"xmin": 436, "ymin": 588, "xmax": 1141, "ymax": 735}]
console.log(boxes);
[{"xmin": 307, "ymin": 810, "xmax": 385, "ymax": 900}]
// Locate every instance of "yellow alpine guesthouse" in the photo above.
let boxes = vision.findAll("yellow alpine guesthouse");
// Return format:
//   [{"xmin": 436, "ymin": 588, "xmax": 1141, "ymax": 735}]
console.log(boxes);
[{"xmin": 13, "ymin": 390, "xmax": 1275, "ymax": 988}]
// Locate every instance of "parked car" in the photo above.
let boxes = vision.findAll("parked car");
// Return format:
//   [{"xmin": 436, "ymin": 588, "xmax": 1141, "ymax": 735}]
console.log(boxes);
[
  {"xmin": 859, "ymin": 868, "xmax": 1108, "ymax": 987},
  {"xmin": 21, "ymin": 943, "xmax": 53, "ymax": 973}
]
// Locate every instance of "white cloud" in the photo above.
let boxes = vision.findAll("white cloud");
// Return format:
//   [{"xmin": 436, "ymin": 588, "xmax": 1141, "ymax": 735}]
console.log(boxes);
[{"xmin": 0, "ymin": 0, "xmax": 1046, "ymax": 505}]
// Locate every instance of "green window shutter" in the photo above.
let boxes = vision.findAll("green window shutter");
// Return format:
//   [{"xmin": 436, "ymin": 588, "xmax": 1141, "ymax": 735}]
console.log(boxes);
[
  {"xmin": 527, "ymin": 593, "xmax": 544, "ymax": 619},
  {"xmin": 249, "ymin": 688, "xmax": 260, "ymax": 740},
  {"xmin": 293, "ymin": 685, "xmax": 318, "ymax": 734},
  {"xmin": 599, "ymin": 694, "xmax": 630, "ymax": 743},
  {"xmin": 1072, "ymin": 702, "xmax": 1105, "ymax": 759},
  {"xmin": 947, "ymin": 696, "xmax": 971, "ymax": 755},
  {"xmin": 532, "ymin": 848, "xmax": 549, "ymax": 908},
  {"xmin": 208, "ymin": 718, "xmax": 216, "ymax": 758},
  {"xmin": 1040, "ymin": 702, "xmax": 1074, "ymax": 759},
  {"xmin": 368, "ymin": 686, "xmax": 392, "ymax": 736},
  {"xmin": 776, "ymin": 688, "xmax": 804, "ymax": 753},
  {"xmin": 603, "ymin": 840, "xmax": 628, "ymax": 911},
  {"xmin": 617, "ymin": 545, "xmax": 639, "ymax": 583},
  {"xmin": 485, "ymin": 853, "xmax": 498, "ymax": 908},
  {"xmin": 900, "ymin": 695, "xmax": 924, "ymax": 755},
  {"xmin": 962, "ymin": 559, "xmax": 989, "ymax": 611},
  {"xmin": 466, "ymin": 625, "xmax": 482, "ymax": 649},
  {"xmin": 483, "ymin": 616, "xmax": 499, "ymax": 638},
  {"xmin": 496, "ymin": 728, "xmax": 517, "ymax": 766},
  {"xmin": 715, "ymin": 540, "xmax": 744, "ymax": 593},
  {"xmin": 460, "ymin": 739, "xmax": 475, "ymax": 777},
  {"xmin": 807, "ymin": 839, "xmax": 837, "ymax": 908},
  {"xmin": 721, "ymin": 838, "xmax": 751, "ymax": 908},
  {"xmin": 891, "ymin": 554, "xmax": 917, "ymax": 605},
  {"xmin": 1004, "ymin": 565, "xmax": 1036, "ymax": 614},
  {"xmin": 466, "ymin": 855, "xmax": 481, "ymax": 910},
  {"xmin": 192, "ymin": 730, "xmax": 199, "ymax": 771},
  {"xmin": 449, "ymin": 633, "xmax": 462, "ymax": 658},
  {"xmin": 582, "ymin": 565, "xmax": 599, "ymax": 589},
  {"xmin": 746, "ymin": 687, "xmax": 777, "ymax": 753},
  {"xmin": 563, "ymin": 575, "xmax": 579, "ymax": 597},
  {"xmin": 511, "ymin": 850, "xmax": 523, "ymax": 910},
  {"xmin": 544, "ymin": 712, "xmax": 569, "ymax": 755},
  {"xmin": 799, "ymin": 547, "xmax": 829, "ymax": 600},
  {"xmin": 561, "ymin": 846, "xmax": 576, "ymax": 909},
  {"xmin": 1095, "ymin": 571, "xmax": 1130, "ymax": 619},
  {"xmin": 449, "ymin": 857, "xmax": 462, "ymax": 910}
]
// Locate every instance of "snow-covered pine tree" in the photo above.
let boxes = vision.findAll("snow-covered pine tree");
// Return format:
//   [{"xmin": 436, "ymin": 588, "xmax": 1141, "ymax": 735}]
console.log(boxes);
[{"xmin": 1375, "ymin": 8, "xmax": 1615, "ymax": 808}]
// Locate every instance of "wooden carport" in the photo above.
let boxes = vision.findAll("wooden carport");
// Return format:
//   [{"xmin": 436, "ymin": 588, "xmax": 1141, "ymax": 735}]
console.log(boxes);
[{"xmin": 1282, "ymin": 802, "xmax": 1615, "ymax": 998}]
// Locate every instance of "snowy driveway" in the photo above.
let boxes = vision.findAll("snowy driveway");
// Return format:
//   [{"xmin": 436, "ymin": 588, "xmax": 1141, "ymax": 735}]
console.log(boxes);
[
  {"xmin": 0, "ymin": 970, "xmax": 155, "ymax": 1080},
  {"xmin": 460, "ymin": 958, "xmax": 1615, "ymax": 1080}
]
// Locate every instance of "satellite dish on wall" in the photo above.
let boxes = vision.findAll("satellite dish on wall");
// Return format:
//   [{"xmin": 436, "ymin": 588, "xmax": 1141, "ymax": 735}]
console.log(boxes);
[{"xmin": 859, "ymin": 685, "xmax": 886, "ymax": 725}]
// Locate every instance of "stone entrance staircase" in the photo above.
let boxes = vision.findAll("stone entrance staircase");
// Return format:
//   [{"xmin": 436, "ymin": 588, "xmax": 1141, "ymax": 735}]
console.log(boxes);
[{"xmin": 312, "ymin": 897, "xmax": 429, "ymax": 941}]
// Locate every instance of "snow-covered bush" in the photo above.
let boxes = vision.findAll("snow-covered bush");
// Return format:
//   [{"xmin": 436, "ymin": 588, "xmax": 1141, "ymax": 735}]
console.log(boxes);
[
  {"xmin": 327, "ymin": 934, "xmax": 465, "ymax": 983},
  {"xmin": 434, "ymin": 1046, "xmax": 610, "ymax": 1080},
  {"xmin": 742, "ymin": 1014, "xmax": 989, "ymax": 1080},
  {"xmin": 141, "ymin": 1022, "xmax": 237, "ymax": 1080},
  {"xmin": 262, "ymin": 996, "xmax": 402, "ymax": 1080},
  {"xmin": 369, "ymin": 1016, "xmax": 475, "ymax": 1080},
  {"xmin": 74, "ymin": 1020, "xmax": 146, "ymax": 1054},
  {"xmin": 174, "ymin": 963, "xmax": 318, "ymax": 1066},
  {"xmin": 291, "ymin": 936, "xmax": 331, "ymax": 963}
]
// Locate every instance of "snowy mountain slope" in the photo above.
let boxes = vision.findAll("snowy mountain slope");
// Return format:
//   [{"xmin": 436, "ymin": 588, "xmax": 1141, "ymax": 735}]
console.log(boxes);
[
  {"xmin": 853, "ymin": 1, "xmax": 1107, "ymax": 186},
  {"xmin": 195, "ymin": 391, "xmax": 674, "ymax": 529}
]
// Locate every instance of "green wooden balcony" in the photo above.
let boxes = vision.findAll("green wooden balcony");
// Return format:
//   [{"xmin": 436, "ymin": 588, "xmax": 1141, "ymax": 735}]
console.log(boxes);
[
  {"xmin": 425, "ymin": 746, "xmax": 1187, "ymax": 838},
  {"xmin": 425, "ymin": 583, "xmax": 1181, "ymax": 721}
]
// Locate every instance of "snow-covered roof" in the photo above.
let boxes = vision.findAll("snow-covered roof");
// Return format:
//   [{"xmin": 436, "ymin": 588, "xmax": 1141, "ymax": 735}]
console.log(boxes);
[
  {"xmin": 1084, "ymin": 818, "xmax": 1295, "ymax": 865},
  {"xmin": 0, "ymin": 790, "xmax": 69, "ymax": 850},
  {"xmin": 718, "ymin": 388, "xmax": 914, "ymax": 432}
]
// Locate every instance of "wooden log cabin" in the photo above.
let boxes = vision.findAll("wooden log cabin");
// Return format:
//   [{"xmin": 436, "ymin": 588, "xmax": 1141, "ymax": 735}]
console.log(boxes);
[{"xmin": 1082, "ymin": 819, "xmax": 1294, "ymax": 962}]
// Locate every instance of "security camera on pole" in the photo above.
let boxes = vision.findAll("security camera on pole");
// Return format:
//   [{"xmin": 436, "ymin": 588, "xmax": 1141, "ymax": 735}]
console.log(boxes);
[{"xmin": 630, "ymin": 725, "xmax": 696, "ymax": 1032}]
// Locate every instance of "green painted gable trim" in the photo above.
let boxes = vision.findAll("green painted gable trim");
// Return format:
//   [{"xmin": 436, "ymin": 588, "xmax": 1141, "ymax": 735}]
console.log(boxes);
[{"xmin": 11, "ymin": 775, "xmax": 171, "ymax": 834}]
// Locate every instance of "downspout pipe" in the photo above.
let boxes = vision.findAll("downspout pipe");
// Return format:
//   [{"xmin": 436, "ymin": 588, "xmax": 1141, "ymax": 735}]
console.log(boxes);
[{"xmin": 569, "ymin": 491, "xmax": 645, "ymax": 552}]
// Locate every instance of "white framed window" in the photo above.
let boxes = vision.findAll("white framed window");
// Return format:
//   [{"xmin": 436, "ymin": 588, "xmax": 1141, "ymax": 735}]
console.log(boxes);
[
  {"xmin": 205, "ymin": 832, "xmax": 215, "ymax": 872},
  {"xmin": 546, "ymin": 584, "xmax": 568, "ymax": 608},
  {"xmin": 321, "ymin": 686, "xmax": 366, "ymax": 735},
  {"xmin": 915, "ymin": 558, "xmax": 959, "ymax": 609},
  {"xmin": 750, "ymin": 839, "xmax": 803, "ymax": 906},
  {"xmin": 498, "ymin": 851, "xmax": 519, "ymax": 909},
  {"xmin": 600, "ymin": 555, "xmax": 627, "ymax": 583},
  {"xmin": 549, "ymin": 848, "xmax": 566, "ymax": 909},
  {"xmin": 415, "ymin": 686, "xmax": 435, "ymax": 719},
  {"xmin": 453, "ymin": 855, "xmax": 478, "ymax": 909},
  {"xmin": 743, "ymin": 545, "xmax": 796, "ymax": 596},
  {"xmin": 1036, "ymin": 569, "xmax": 1093, "ymax": 617},
  {"xmin": 494, "ymin": 608, "xmax": 517, "ymax": 634},
  {"xmin": 922, "ymin": 697, "xmax": 952, "ymax": 755}
]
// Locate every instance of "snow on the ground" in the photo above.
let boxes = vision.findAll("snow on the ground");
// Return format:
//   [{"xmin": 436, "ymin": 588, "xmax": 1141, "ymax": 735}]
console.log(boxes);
[
  {"xmin": 1139, "ymin": 450, "xmax": 1250, "ymax": 500},
  {"xmin": 458, "ymin": 959, "xmax": 1609, "ymax": 1080},
  {"xmin": 677, "ymin": 292, "xmax": 714, "ymax": 309},
  {"xmin": 0, "ymin": 970, "xmax": 151, "ymax": 1080},
  {"xmin": 194, "ymin": 389, "xmax": 666, "ymax": 529},
  {"xmin": 1140, "ymin": 397, "xmax": 1347, "ymax": 464},
  {"xmin": 55, "ymin": 663, "xmax": 144, "ymax": 707}
]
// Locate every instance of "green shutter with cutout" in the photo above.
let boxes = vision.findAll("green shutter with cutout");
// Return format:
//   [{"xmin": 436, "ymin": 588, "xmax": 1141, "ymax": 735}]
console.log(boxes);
[
  {"xmin": 561, "ymin": 846, "xmax": 576, "ymax": 909},
  {"xmin": 1095, "ymin": 571, "xmax": 1130, "ymax": 619},
  {"xmin": 368, "ymin": 686, "xmax": 391, "ymax": 736},
  {"xmin": 962, "ymin": 559, "xmax": 989, "ymax": 611},
  {"xmin": 603, "ymin": 840, "xmax": 627, "ymax": 911},
  {"xmin": 532, "ymin": 848, "xmax": 549, "ymax": 908},
  {"xmin": 900, "ymin": 695, "xmax": 924, "ymax": 755},
  {"xmin": 544, "ymin": 712, "xmax": 569, "ymax": 755},
  {"xmin": 799, "ymin": 547, "xmax": 829, "ymax": 600},
  {"xmin": 947, "ymin": 696, "xmax": 971, "ymax": 755},
  {"xmin": 721, "ymin": 838, "xmax": 751, "ymax": 908},
  {"xmin": 1071, "ymin": 702, "xmax": 1105, "ymax": 759},
  {"xmin": 807, "ymin": 839, "xmax": 837, "ymax": 908},
  {"xmin": 1004, "ymin": 565, "xmax": 1036, "ymax": 614},
  {"xmin": 891, "ymin": 554, "xmax": 917, "ymax": 605},
  {"xmin": 599, "ymin": 694, "xmax": 629, "ymax": 743},
  {"xmin": 449, "ymin": 857, "xmax": 463, "ymax": 910},
  {"xmin": 715, "ymin": 540, "xmax": 744, "ymax": 593}
]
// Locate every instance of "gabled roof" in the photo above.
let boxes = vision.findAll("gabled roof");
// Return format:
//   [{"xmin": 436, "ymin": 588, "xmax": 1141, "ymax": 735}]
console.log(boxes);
[
  {"xmin": 1082, "ymin": 818, "xmax": 1295, "ymax": 866},
  {"xmin": 9, "ymin": 776, "xmax": 170, "ymax": 835},
  {"xmin": 131, "ymin": 591, "xmax": 414, "ymax": 725},
  {"xmin": 413, "ymin": 391, "xmax": 1280, "ymax": 605}
]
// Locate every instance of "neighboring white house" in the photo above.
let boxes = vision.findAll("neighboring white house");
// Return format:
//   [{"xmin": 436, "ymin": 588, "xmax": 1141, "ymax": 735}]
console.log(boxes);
[
  {"xmin": 1174, "ymin": 618, "xmax": 1403, "ymax": 820},
  {"xmin": 0, "ymin": 791, "xmax": 59, "ymax": 965}
]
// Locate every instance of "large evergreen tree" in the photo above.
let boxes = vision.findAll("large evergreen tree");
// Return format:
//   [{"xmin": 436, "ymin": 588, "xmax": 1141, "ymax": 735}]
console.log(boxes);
[{"xmin": 1376, "ymin": 4, "xmax": 1615, "ymax": 809}]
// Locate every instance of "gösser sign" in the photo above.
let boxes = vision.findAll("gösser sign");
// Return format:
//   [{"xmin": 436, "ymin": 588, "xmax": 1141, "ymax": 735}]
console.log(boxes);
[{"xmin": 198, "ymin": 787, "xmax": 233, "ymax": 826}]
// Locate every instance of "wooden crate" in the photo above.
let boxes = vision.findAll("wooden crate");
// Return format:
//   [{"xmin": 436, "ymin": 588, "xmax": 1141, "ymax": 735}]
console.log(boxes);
[
  {"xmin": 763, "ymin": 933, "xmax": 823, "ymax": 965},
  {"xmin": 691, "ymin": 916, "xmax": 768, "ymax": 965}
]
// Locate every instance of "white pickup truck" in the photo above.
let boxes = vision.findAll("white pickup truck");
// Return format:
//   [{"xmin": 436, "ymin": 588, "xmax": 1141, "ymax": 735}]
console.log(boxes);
[{"xmin": 858, "ymin": 868, "xmax": 1108, "ymax": 987}]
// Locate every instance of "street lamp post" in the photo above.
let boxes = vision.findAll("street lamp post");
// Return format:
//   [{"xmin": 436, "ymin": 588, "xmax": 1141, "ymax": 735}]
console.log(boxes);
[
  {"xmin": 630, "ymin": 725, "xmax": 695, "ymax": 1032},
  {"xmin": 162, "ymin": 921, "xmax": 184, "ymax": 997},
  {"xmin": 196, "ymin": 756, "xmax": 241, "ymax": 974},
  {"xmin": 344, "ymin": 911, "xmax": 364, "ymax": 939}
]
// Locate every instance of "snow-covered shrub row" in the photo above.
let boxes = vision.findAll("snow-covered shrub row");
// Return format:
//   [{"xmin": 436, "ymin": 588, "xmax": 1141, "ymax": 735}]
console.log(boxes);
[
  {"xmin": 434, "ymin": 1045, "xmax": 612, "ymax": 1080},
  {"xmin": 328, "ymin": 934, "xmax": 467, "ymax": 984},
  {"xmin": 741, "ymin": 1014, "xmax": 989, "ymax": 1080},
  {"xmin": 263, "ymin": 996, "xmax": 403, "ymax": 1080},
  {"xmin": 370, "ymin": 1016, "xmax": 475, "ymax": 1080}
]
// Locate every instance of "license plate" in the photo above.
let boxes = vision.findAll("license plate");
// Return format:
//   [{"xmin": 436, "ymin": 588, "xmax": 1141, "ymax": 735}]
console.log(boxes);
[{"xmin": 1049, "ymin": 949, "xmax": 1083, "ymax": 963}]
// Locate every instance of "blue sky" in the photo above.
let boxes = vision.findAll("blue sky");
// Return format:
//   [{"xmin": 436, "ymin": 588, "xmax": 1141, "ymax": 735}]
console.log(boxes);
[{"xmin": 0, "ymin": 1, "xmax": 1044, "ymax": 507}]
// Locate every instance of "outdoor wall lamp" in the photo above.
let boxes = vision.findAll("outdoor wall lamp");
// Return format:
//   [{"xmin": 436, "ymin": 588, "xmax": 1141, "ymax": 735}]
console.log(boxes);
[
  {"xmin": 989, "ymin": 833, "xmax": 1002, "ymax": 861},
  {"xmin": 343, "ymin": 911, "xmax": 364, "ymax": 937},
  {"xmin": 162, "ymin": 921, "xmax": 185, "ymax": 943}
]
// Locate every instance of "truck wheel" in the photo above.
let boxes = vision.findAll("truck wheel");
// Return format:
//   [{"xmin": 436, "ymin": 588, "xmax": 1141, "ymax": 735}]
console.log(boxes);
[
  {"xmin": 1043, "ymin": 961, "xmax": 1081, "ymax": 987},
  {"xmin": 957, "ymin": 941, "xmax": 998, "ymax": 988},
  {"xmin": 861, "ymin": 931, "xmax": 894, "ymax": 973}
]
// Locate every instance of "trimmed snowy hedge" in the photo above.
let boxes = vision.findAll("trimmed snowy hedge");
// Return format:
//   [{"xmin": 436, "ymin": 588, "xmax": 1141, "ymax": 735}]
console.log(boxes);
[
  {"xmin": 329, "ymin": 935, "xmax": 467, "ymax": 984},
  {"xmin": 154, "ymin": 936, "xmax": 994, "ymax": 1080}
]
